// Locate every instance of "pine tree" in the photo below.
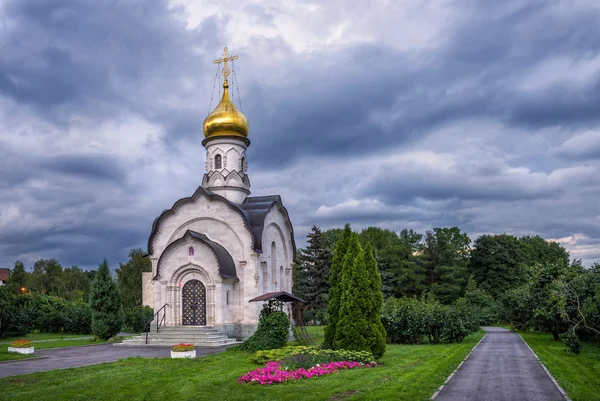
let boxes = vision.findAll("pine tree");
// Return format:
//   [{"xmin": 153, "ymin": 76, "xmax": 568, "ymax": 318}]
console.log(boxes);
[
  {"xmin": 333, "ymin": 233, "xmax": 370, "ymax": 352},
  {"xmin": 90, "ymin": 258, "xmax": 123, "ymax": 340},
  {"xmin": 364, "ymin": 243, "xmax": 387, "ymax": 358},
  {"xmin": 293, "ymin": 226, "xmax": 333, "ymax": 323},
  {"xmin": 323, "ymin": 224, "xmax": 352, "ymax": 349}
]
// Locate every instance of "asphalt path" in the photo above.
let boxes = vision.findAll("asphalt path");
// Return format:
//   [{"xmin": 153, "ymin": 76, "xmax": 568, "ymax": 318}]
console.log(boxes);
[
  {"xmin": 434, "ymin": 327, "xmax": 566, "ymax": 401},
  {"xmin": 0, "ymin": 343, "xmax": 229, "ymax": 378}
]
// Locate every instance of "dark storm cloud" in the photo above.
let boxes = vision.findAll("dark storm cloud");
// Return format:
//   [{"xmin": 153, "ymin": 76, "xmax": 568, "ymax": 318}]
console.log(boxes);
[
  {"xmin": 37, "ymin": 153, "xmax": 127, "ymax": 182},
  {"xmin": 241, "ymin": 1, "xmax": 600, "ymax": 168},
  {"xmin": 0, "ymin": 0, "xmax": 599, "ymax": 269},
  {"xmin": 0, "ymin": 0, "xmax": 213, "ymax": 126}
]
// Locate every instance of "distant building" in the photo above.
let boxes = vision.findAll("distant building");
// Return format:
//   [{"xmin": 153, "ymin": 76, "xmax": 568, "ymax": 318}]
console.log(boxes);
[{"xmin": 0, "ymin": 268, "xmax": 9, "ymax": 286}]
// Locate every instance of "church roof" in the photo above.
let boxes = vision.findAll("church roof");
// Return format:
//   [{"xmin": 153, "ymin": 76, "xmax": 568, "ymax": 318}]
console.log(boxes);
[
  {"xmin": 147, "ymin": 186, "xmax": 296, "ymax": 259},
  {"xmin": 248, "ymin": 291, "xmax": 305, "ymax": 303},
  {"xmin": 0, "ymin": 268, "xmax": 9, "ymax": 282},
  {"xmin": 155, "ymin": 230, "xmax": 237, "ymax": 281}
]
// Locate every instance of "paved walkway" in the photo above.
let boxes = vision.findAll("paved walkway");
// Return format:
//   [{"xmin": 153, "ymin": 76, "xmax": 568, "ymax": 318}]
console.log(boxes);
[
  {"xmin": 434, "ymin": 327, "xmax": 566, "ymax": 401},
  {"xmin": 0, "ymin": 344, "xmax": 229, "ymax": 378}
]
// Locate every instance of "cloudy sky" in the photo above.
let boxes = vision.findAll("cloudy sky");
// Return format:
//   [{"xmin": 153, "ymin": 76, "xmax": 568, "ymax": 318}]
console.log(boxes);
[{"xmin": 1, "ymin": 0, "xmax": 599, "ymax": 270}]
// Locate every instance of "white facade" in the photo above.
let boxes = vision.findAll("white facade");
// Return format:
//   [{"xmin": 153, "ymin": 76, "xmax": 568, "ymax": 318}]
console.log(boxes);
[{"xmin": 144, "ymin": 173, "xmax": 295, "ymax": 339}]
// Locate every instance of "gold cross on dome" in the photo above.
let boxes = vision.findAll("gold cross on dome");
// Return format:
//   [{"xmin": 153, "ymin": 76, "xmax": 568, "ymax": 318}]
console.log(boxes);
[{"xmin": 213, "ymin": 47, "xmax": 239, "ymax": 78}]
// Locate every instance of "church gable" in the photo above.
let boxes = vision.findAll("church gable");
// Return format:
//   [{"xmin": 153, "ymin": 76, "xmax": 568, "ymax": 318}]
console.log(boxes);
[
  {"xmin": 148, "ymin": 186, "xmax": 255, "ymax": 259},
  {"xmin": 155, "ymin": 230, "xmax": 237, "ymax": 282}
]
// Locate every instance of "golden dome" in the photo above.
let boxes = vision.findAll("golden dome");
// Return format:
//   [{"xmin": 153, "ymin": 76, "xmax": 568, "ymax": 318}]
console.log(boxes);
[{"xmin": 203, "ymin": 80, "xmax": 249, "ymax": 139}]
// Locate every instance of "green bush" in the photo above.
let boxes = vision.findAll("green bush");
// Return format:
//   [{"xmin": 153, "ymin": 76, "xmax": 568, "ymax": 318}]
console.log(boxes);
[
  {"xmin": 382, "ymin": 296, "xmax": 481, "ymax": 344},
  {"xmin": 240, "ymin": 307, "xmax": 290, "ymax": 352},
  {"xmin": 441, "ymin": 299, "xmax": 480, "ymax": 343},
  {"xmin": 563, "ymin": 332, "xmax": 581, "ymax": 354},
  {"xmin": 34, "ymin": 296, "xmax": 68, "ymax": 333},
  {"xmin": 381, "ymin": 297, "xmax": 428, "ymax": 344},
  {"xmin": 250, "ymin": 346, "xmax": 315, "ymax": 365},
  {"xmin": 124, "ymin": 306, "xmax": 154, "ymax": 333},
  {"xmin": 318, "ymin": 348, "xmax": 375, "ymax": 364},
  {"xmin": 63, "ymin": 303, "xmax": 92, "ymax": 334},
  {"xmin": 464, "ymin": 289, "xmax": 498, "ymax": 325},
  {"xmin": 0, "ymin": 287, "xmax": 30, "ymax": 338}
]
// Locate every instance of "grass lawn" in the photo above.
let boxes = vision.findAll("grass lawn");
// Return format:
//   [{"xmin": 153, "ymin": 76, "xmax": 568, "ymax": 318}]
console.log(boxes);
[
  {"xmin": 0, "ymin": 339, "xmax": 108, "ymax": 361},
  {"xmin": 0, "ymin": 328, "xmax": 484, "ymax": 401},
  {"xmin": 520, "ymin": 332, "xmax": 600, "ymax": 401}
]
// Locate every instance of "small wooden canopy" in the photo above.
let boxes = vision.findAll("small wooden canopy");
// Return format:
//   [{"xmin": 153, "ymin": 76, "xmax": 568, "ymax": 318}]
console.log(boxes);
[{"xmin": 248, "ymin": 291, "xmax": 305, "ymax": 303}]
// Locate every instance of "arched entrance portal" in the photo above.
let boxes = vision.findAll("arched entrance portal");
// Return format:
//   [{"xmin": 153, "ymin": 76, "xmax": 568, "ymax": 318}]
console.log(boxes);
[{"xmin": 182, "ymin": 279, "xmax": 207, "ymax": 325}]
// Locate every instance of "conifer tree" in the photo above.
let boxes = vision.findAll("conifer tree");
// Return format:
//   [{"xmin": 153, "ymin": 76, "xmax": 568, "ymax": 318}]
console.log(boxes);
[
  {"xmin": 364, "ymin": 243, "xmax": 387, "ymax": 358},
  {"xmin": 333, "ymin": 233, "xmax": 371, "ymax": 352},
  {"xmin": 90, "ymin": 258, "xmax": 123, "ymax": 340},
  {"xmin": 293, "ymin": 226, "xmax": 333, "ymax": 323},
  {"xmin": 323, "ymin": 224, "xmax": 352, "ymax": 349}
]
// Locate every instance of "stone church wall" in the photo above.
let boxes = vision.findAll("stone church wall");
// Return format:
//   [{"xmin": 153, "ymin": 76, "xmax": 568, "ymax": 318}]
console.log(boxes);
[{"xmin": 142, "ymin": 272, "xmax": 153, "ymax": 307}]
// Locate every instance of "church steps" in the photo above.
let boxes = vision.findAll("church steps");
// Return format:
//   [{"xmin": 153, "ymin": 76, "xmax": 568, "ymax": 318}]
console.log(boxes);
[
  {"xmin": 117, "ymin": 339, "xmax": 239, "ymax": 347},
  {"xmin": 118, "ymin": 325, "xmax": 240, "ymax": 348}
]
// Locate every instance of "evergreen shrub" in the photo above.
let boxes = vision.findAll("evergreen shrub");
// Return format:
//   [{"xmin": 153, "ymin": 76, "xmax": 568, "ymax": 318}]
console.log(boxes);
[
  {"xmin": 124, "ymin": 306, "xmax": 154, "ymax": 333},
  {"xmin": 240, "ymin": 306, "xmax": 290, "ymax": 352},
  {"xmin": 90, "ymin": 259, "xmax": 123, "ymax": 340}
]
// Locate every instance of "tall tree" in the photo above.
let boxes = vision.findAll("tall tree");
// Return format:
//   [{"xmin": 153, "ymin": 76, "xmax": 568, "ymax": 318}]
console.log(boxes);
[
  {"xmin": 7, "ymin": 261, "xmax": 28, "ymax": 294},
  {"xmin": 29, "ymin": 259, "xmax": 64, "ymax": 296},
  {"xmin": 62, "ymin": 266, "xmax": 91, "ymax": 302},
  {"xmin": 333, "ymin": 233, "xmax": 371, "ymax": 352},
  {"xmin": 115, "ymin": 249, "xmax": 152, "ymax": 310},
  {"xmin": 470, "ymin": 234, "xmax": 527, "ymax": 298},
  {"xmin": 90, "ymin": 258, "xmax": 123, "ymax": 340},
  {"xmin": 292, "ymin": 226, "xmax": 333, "ymax": 323},
  {"xmin": 520, "ymin": 235, "xmax": 570, "ymax": 268},
  {"xmin": 363, "ymin": 243, "xmax": 387, "ymax": 358},
  {"xmin": 323, "ymin": 224, "xmax": 352, "ymax": 349},
  {"xmin": 422, "ymin": 227, "xmax": 471, "ymax": 303}
]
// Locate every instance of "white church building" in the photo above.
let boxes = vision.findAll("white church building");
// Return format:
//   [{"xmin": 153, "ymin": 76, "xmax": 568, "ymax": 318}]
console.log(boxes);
[{"xmin": 141, "ymin": 49, "xmax": 296, "ymax": 340}]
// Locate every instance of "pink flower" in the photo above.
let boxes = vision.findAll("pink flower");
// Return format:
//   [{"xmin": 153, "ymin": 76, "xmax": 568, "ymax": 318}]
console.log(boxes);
[{"xmin": 238, "ymin": 360, "xmax": 376, "ymax": 385}]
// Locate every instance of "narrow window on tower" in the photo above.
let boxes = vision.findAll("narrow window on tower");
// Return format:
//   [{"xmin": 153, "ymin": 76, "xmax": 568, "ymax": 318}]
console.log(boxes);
[
  {"xmin": 215, "ymin": 154, "xmax": 222, "ymax": 169},
  {"xmin": 188, "ymin": 247, "xmax": 194, "ymax": 256}
]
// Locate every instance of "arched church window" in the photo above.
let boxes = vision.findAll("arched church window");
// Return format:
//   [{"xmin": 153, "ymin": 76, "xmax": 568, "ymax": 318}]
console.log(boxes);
[
  {"xmin": 271, "ymin": 242, "xmax": 277, "ymax": 285},
  {"xmin": 226, "ymin": 290, "xmax": 231, "ymax": 305},
  {"xmin": 188, "ymin": 247, "xmax": 194, "ymax": 256},
  {"xmin": 240, "ymin": 157, "xmax": 246, "ymax": 172},
  {"xmin": 215, "ymin": 154, "xmax": 222, "ymax": 169}
]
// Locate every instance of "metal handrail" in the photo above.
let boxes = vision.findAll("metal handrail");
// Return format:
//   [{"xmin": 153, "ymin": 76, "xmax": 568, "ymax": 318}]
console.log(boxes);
[{"xmin": 143, "ymin": 303, "xmax": 168, "ymax": 344}]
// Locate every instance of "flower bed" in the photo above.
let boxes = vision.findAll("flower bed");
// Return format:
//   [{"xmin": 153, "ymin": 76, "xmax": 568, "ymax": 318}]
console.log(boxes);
[
  {"xmin": 171, "ymin": 343, "xmax": 195, "ymax": 359},
  {"xmin": 10, "ymin": 339, "xmax": 32, "ymax": 348},
  {"xmin": 238, "ymin": 360, "xmax": 376, "ymax": 385},
  {"xmin": 171, "ymin": 343, "xmax": 194, "ymax": 352},
  {"xmin": 8, "ymin": 339, "xmax": 34, "ymax": 355}
]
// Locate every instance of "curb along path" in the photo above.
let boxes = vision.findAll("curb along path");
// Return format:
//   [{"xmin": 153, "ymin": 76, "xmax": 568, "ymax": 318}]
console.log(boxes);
[
  {"xmin": 0, "ymin": 343, "xmax": 230, "ymax": 378},
  {"xmin": 433, "ymin": 327, "xmax": 567, "ymax": 401}
]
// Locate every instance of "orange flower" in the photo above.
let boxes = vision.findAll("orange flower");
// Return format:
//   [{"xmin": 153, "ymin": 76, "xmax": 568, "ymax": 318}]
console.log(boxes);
[
  {"xmin": 171, "ymin": 343, "xmax": 194, "ymax": 352},
  {"xmin": 10, "ymin": 339, "xmax": 32, "ymax": 348}
]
